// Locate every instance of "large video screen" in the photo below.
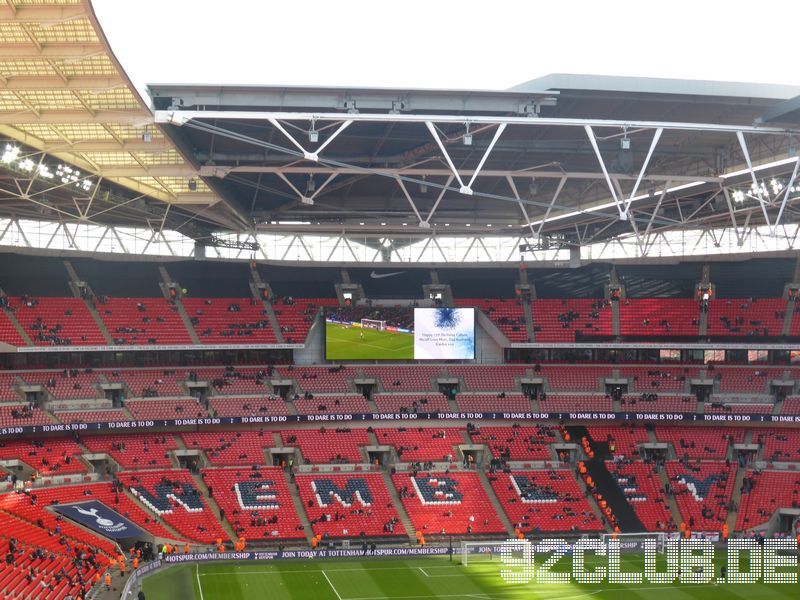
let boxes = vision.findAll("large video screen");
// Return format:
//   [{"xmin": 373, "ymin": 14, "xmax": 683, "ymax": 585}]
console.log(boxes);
[{"xmin": 325, "ymin": 307, "xmax": 475, "ymax": 361}]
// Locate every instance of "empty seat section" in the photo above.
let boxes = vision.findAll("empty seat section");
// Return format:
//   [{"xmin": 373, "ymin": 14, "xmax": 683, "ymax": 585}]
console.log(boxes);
[
  {"xmin": 373, "ymin": 393, "xmax": 450, "ymax": 413},
  {"xmin": 456, "ymin": 393, "xmax": 530, "ymax": 412},
  {"xmin": 0, "ymin": 405, "xmax": 51, "ymax": 427},
  {"xmin": 392, "ymin": 471, "xmax": 506, "ymax": 535},
  {"xmin": 752, "ymin": 428, "xmax": 800, "ymax": 462},
  {"xmin": 201, "ymin": 467, "xmax": 305, "ymax": 540},
  {"xmin": 272, "ymin": 297, "xmax": 338, "ymax": 343},
  {"xmin": 715, "ymin": 367, "xmax": 777, "ymax": 393},
  {"xmin": 490, "ymin": 470, "xmax": 603, "ymax": 532},
  {"xmin": 183, "ymin": 297, "xmax": 276, "ymax": 343},
  {"xmin": 588, "ymin": 425, "xmax": 649, "ymax": 458},
  {"xmin": 209, "ymin": 396, "xmax": 289, "ymax": 417},
  {"xmin": 295, "ymin": 472, "xmax": 405, "ymax": 537},
  {"xmin": 11, "ymin": 297, "xmax": 105, "ymax": 346},
  {"xmin": 194, "ymin": 366, "xmax": 271, "ymax": 395},
  {"xmin": 276, "ymin": 366, "xmax": 352, "ymax": 393},
  {"xmin": 619, "ymin": 366, "xmax": 695, "ymax": 393},
  {"xmin": 539, "ymin": 394, "xmax": 612, "ymax": 412},
  {"xmin": 182, "ymin": 431, "xmax": 272, "ymax": 466},
  {"xmin": 0, "ymin": 437, "xmax": 85, "ymax": 476},
  {"xmin": 736, "ymin": 470, "xmax": 800, "ymax": 530},
  {"xmin": 708, "ymin": 298, "xmax": 785, "ymax": 337},
  {"xmin": 781, "ymin": 396, "xmax": 800, "ymax": 414},
  {"xmin": 55, "ymin": 409, "xmax": 130, "ymax": 424},
  {"xmin": 469, "ymin": 426, "xmax": 555, "ymax": 460},
  {"xmin": 666, "ymin": 461, "xmax": 734, "ymax": 531},
  {"xmin": 22, "ymin": 369, "xmax": 102, "ymax": 400},
  {"xmin": 540, "ymin": 366, "xmax": 609, "ymax": 391},
  {"xmin": 619, "ymin": 298, "xmax": 699, "ymax": 337},
  {"xmin": 361, "ymin": 366, "xmax": 441, "ymax": 392},
  {"xmin": 125, "ymin": 397, "xmax": 208, "ymax": 420},
  {"xmin": 295, "ymin": 394, "xmax": 370, "ymax": 415},
  {"xmin": 109, "ymin": 368, "xmax": 186, "ymax": 397},
  {"xmin": 375, "ymin": 428, "xmax": 462, "ymax": 462},
  {"xmin": 532, "ymin": 299, "xmax": 612, "ymax": 342},
  {"xmin": 118, "ymin": 469, "xmax": 226, "ymax": 543},
  {"xmin": 98, "ymin": 297, "xmax": 191, "ymax": 344},
  {"xmin": 0, "ymin": 373, "xmax": 20, "ymax": 402},
  {"xmin": 82, "ymin": 434, "xmax": 178, "ymax": 470},
  {"xmin": 0, "ymin": 310, "xmax": 25, "ymax": 346},
  {"xmin": 704, "ymin": 401, "xmax": 773, "ymax": 414},
  {"xmin": 454, "ymin": 298, "xmax": 526, "ymax": 341},
  {"xmin": 281, "ymin": 429, "xmax": 369, "ymax": 464},
  {"xmin": 620, "ymin": 394, "xmax": 697, "ymax": 413},
  {"xmin": 448, "ymin": 365, "xmax": 527, "ymax": 391},
  {"xmin": 655, "ymin": 427, "xmax": 743, "ymax": 460}
]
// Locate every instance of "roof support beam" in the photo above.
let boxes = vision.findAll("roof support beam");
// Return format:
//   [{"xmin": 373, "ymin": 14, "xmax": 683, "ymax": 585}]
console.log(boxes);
[
  {"xmin": 424, "ymin": 174, "xmax": 454, "ymax": 225},
  {"xmin": 585, "ymin": 125, "xmax": 625, "ymax": 220},
  {"xmin": 0, "ymin": 111, "xmax": 151, "ymax": 125},
  {"xmin": 0, "ymin": 5, "xmax": 86, "ymax": 22},
  {"xmin": 0, "ymin": 75, "xmax": 126, "ymax": 92},
  {"xmin": 0, "ymin": 42, "xmax": 105, "ymax": 59},
  {"xmin": 624, "ymin": 127, "xmax": 662, "ymax": 215},
  {"xmin": 395, "ymin": 177, "xmax": 426, "ymax": 226},
  {"xmin": 774, "ymin": 158, "xmax": 800, "ymax": 231},
  {"xmin": 736, "ymin": 131, "xmax": 773, "ymax": 228},
  {"xmin": 425, "ymin": 121, "xmax": 468, "ymax": 192},
  {"xmin": 157, "ymin": 109, "xmax": 800, "ymax": 135},
  {"xmin": 267, "ymin": 118, "xmax": 351, "ymax": 161},
  {"xmin": 37, "ymin": 139, "xmax": 173, "ymax": 152},
  {"xmin": 197, "ymin": 164, "xmax": 715, "ymax": 183}
]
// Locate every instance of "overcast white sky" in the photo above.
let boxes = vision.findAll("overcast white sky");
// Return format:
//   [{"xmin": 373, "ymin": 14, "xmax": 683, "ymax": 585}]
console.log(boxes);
[{"xmin": 93, "ymin": 0, "xmax": 798, "ymax": 102}]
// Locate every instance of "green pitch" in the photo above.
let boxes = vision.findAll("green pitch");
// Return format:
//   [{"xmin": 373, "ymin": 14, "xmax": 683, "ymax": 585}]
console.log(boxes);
[
  {"xmin": 325, "ymin": 322, "xmax": 414, "ymax": 360},
  {"xmin": 141, "ymin": 554, "xmax": 799, "ymax": 600}
]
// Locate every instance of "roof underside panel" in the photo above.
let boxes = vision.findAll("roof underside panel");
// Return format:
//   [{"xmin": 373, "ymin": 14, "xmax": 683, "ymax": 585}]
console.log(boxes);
[{"xmin": 0, "ymin": 0, "xmax": 234, "ymax": 236}]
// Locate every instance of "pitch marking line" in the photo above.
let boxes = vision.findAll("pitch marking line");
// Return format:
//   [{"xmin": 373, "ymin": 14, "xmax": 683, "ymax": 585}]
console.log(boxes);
[
  {"xmin": 417, "ymin": 566, "xmax": 463, "ymax": 578},
  {"xmin": 198, "ymin": 565, "xmax": 459, "ymax": 576},
  {"xmin": 195, "ymin": 563, "xmax": 205, "ymax": 600},
  {"xmin": 322, "ymin": 569, "xmax": 344, "ymax": 600}
]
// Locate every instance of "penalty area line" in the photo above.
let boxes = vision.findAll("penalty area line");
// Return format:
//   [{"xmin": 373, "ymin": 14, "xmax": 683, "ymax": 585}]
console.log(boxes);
[{"xmin": 322, "ymin": 569, "xmax": 343, "ymax": 600}]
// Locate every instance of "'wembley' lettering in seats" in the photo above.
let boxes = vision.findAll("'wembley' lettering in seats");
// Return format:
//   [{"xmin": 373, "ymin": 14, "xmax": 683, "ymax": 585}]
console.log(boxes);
[
  {"xmin": 235, "ymin": 481, "xmax": 280, "ymax": 510},
  {"xmin": 130, "ymin": 482, "xmax": 205, "ymax": 514},
  {"xmin": 511, "ymin": 475, "xmax": 559, "ymax": 503},
  {"xmin": 676, "ymin": 474, "xmax": 720, "ymax": 501},
  {"xmin": 312, "ymin": 478, "xmax": 374, "ymax": 507},
  {"xmin": 411, "ymin": 477, "xmax": 463, "ymax": 505}
]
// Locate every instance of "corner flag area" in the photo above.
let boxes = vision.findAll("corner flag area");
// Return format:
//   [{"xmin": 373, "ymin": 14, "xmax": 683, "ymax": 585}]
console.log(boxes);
[{"xmin": 325, "ymin": 322, "xmax": 414, "ymax": 360}]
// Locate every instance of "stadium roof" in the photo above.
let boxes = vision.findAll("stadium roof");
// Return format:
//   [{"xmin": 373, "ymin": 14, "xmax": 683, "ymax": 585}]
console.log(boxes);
[
  {"xmin": 0, "ymin": 0, "xmax": 248, "ymax": 236},
  {"xmin": 151, "ymin": 75, "xmax": 800, "ymax": 245},
  {"xmin": 1, "ymin": 1, "xmax": 800, "ymax": 262}
]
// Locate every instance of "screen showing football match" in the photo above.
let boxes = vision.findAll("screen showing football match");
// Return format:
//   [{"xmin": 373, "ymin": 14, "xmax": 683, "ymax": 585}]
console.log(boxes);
[{"xmin": 325, "ymin": 307, "xmax": 475, "ymax": 360}]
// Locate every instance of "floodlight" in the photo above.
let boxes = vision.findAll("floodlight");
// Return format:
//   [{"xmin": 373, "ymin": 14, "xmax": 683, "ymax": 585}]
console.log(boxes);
[{"xmin": 2, "ymin": 145, "xmax": 19, "ymax": 163}]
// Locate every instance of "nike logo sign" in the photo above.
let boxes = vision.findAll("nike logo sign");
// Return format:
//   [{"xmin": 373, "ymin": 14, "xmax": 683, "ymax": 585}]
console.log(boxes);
[{"xmin": 369, "ymin": 270, "xmax": 406, "ymax": 279}]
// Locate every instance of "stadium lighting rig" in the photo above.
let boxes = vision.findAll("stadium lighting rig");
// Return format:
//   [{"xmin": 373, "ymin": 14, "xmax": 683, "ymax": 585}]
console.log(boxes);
[
  {"xmin": 208, "ymin": 235, "xmax": 261, "ymax": 251},
  {"xmin": 519, "ymin": 233, "xmax": 574, "ymax": 252},
  {"xmin": 731, "ymin": 177, "xmax": 800, "ymax": 204},
  {"xmin": 2, "ymin": 144, "xmax": 93, "ymax": 192}
]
